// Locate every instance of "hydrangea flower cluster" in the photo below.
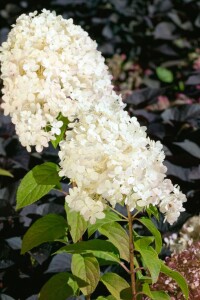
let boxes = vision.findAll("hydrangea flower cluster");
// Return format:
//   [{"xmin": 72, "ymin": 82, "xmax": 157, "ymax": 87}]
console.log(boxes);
[
  {"xmin": 164, "ymin": 216, "xmax": 200, "ymax": 253},
  {"xmin": 59, "ymin": 101, "xmax": 186, "ymax": 224},
  {"xmin": 143, "ymin": 242, "xmax": 200, "ymax": 300},
  {"xmin": 0, "ymin": 10, "xmax": 187, "ymax": 224},
  {"xmin": 0, "ymin": 9, "xmax": 113, "ymax": 152}
]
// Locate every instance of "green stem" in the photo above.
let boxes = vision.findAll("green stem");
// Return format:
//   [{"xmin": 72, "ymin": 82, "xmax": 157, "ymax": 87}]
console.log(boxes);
[
  {"xmin": 127, "ymin": 205, "xmax": 137, "ymax": 300},
  {"xmin": 132, "ymin": 210, "xmax": 140, "ymax": 220},
  {"xmin": 108, "ymin": 204, "xmax": 128, "ymax": 220},
  {"xmin": 119, "ymin": 261, "xmax": 131, "ymax": 274}
]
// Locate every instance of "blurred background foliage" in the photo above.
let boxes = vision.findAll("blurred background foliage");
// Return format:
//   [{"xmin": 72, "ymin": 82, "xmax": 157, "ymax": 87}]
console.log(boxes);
[{"xmin": 0, "ymin": 0, "xmax": 200, "ymax": 299}]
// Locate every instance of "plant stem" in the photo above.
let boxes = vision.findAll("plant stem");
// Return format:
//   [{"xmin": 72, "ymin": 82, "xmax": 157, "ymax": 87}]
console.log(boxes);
[
  {"xmin": 127, "ymin": 205, "xmax": 137, "ymax": 300},
  {"xmin": 119, "ymin": 261, "xmax": 131, "ymax": 274},
  {"xmin": 86, "ymin": 295, "xmax": 91, "ymax": 300},
  {"xmin": 132, "ymin": 210, "xmax": 140, "ymax": 220},
  {"xmin": 107, "ymin": 204, "xmax": 128, "ymax": 220}
]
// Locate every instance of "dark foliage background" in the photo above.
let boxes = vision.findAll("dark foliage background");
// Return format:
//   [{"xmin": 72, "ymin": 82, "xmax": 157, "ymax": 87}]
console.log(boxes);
[{"xmin": 0, "ymin": 0, "xmax": 200, "ymax": 299}]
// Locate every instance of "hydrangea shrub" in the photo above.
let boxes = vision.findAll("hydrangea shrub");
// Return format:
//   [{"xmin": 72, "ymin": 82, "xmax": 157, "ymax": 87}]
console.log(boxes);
[{"xmin": 0, "ymin": 10, "xmax": 189, "ymax": 300}]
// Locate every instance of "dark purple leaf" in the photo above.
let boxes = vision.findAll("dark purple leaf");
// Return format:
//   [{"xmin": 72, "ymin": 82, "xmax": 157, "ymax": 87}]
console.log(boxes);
[
  {"xmin": 142, "ymin": 78, "xmax": 161, "ymax": 89},
  {"xmin": 45, "ymin": 253, "xmax": 72, "ymax": 273},
  {"xmin": 0, "ymin": 260, "xmax": 15, "ymax": 269},
  {"xmin": 30, "ymin": 244, "xmax": 52, "ymax": 265},
  {"xmin": 161, "ymin": 104, "xmax": 200, "ymax": 124},
  {"xmin": 102, "ymin": 25, "xmax": 113, "ymax": 39},
  {"xmin": 0, "ymin": 294, "xmax": 15, "ymax": 300},
  {"xmin": 6, "ymin": 237, "xmax": 22, "ymax": 250},
  {"xmin": 195, "ymin": 14, "xmax": 200, "ymax": 27},
  {"xmin": 155, "ymin": 44, "xmax": 178, "ymax": 56},
  {"xmin": 134, "ymin": 109, "xmax": 160, "ymax": 123},
  {"xmin": 174, "ymin": 140, "xmax": 200, "ymax": 159},
  {"xmin": 124, "ymin": 88, "xmax": 163, "ymax": 105},
  {"xmin": 168, "ymin": 11, "xmax": 193, "ymax": 30},
  {"xmin": 153, "ymin": 0, "xmax": 173, "ymax": 13},
  {"xmin": 185, "ymin": 74, "xmax": 200, "ymax": 85},
  {"xmin": 186, "ymin": 190, "xmax": 200, "ymax": 214},
  {"xmin": 148, "ymin": 123, "xmax": 166, "ymax": 139},
  {"xmin": 0, "ymin": 27, "xmax": 9, "ymax": 44},
  {"xmin": 154, "ymin": 22, "xmax": 177, "ymax": 40},
  {"xmin": 189, "ymin": 165, "xmax": 200, "ymax": 181},
  {"xmin": 25, "ymin": 296, "xmax": 38, "ymax": 300},
  {"xmin": 164, "ymin": 161, "xmax": 190, "ymax": 181}
]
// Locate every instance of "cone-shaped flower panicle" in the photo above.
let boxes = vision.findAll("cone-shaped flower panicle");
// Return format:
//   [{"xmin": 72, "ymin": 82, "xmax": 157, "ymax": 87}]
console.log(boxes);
[
  {"xmin": 0, "ymin": 9, "xmax": 115, "ymax": 152},
  {"xmin": 1, "ymin": 10, "xmax": 187, "ymax": 224}
]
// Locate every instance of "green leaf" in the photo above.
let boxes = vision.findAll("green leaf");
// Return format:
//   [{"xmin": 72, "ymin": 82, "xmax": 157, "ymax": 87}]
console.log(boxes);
[
  {"xmin": 101, "ymin": 273, "xmax": 130, "ymax": 300},
  {"xmin": 161, "ymin": 262, "xmax": 189, "ymax": 299},
  {"xmin": 156, "ymin": 67, "xmax": 174, "ymax": 83},
  {"xmin": 71, "ymin": 254, "xmax": 100, "ymax": 296},
  {"xmin": 151, "ymin": 291, "xmax": 170, "ymax": 300},
  {"xmin": 32, "ymin": 162, "xmax": 60, "ymax": 185},
  {"xmin": 51, "ymin": 115, "xmax": 69, "ymax": 148},
  {"xmin": 142, "ymin": 283, "xmax": 170, "ymax": 300},
  {"xmin": 88, "ymin": 211, "xmax": 122, "ymax": 237},
  {"xmin": 94, "ymin": 251, "xmax": 121, "ymax": 265},
  {"xmin": 57, "ymin": 239, "xmax": 120, "ymax": 264},
  {"xmin": 57, "ymin": 239, "xmax": 119, "ymax": 254},
  {"xmin": 178, "ymin": 81, "xmax": 185, "ymax": 91},
  {"xmin": 16, "ymin": 169, "xmax": 56, "ymax": 210},
  {"xmin": 135, "ymin": 244, "xmax": 161, "ymax": 283},
  {"xmin": 0, "ymin": 168, "xmax": 14, "ymax": 177},
  {"xmin": 56, "ymin": 239, "xmax": 121, "ymax": 265},
  {"xmin": 21, "ymin": 214, "xmax": 67, "ymax": 254},
  {"xmin": 142, "ymin": 283, "xmax": 154, "ymax": 299},
  {"xmin": 135, "ymin": 236, "xmax": 155, "ymax": 248},
  {"xmin": 65, "ymin": 203, "xmax": 88, "ymax": 243},
  {"xmin": 146, "ymin": 205, "xmax": 159, "ymax": 220},
  {"xmin": 39, "ymin": 272, "xmax": 76, "ymax": 300},
  {"xmin": 99, "ymin": 222, "xmax": 129, "ymax": 261},
  {"xmin": 134, "ymin": 256, "xmax": 152, "ymax": 283},
  {"xmin": 138, "ymin": 218, "xmax": 162, "ymax": 254},
  {"xmin": 120, "ymin": 287, "xmax": 132, "ymax": 300}
]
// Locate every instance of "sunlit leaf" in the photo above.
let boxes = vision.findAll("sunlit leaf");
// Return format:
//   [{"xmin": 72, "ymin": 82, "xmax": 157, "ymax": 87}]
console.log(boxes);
[
  {"xmin": 138, "ymin": 217, "xmax": 162, "ymax": 254},
  {"xmin": 99, "ymin": 222, "xmax": 129, "ymax": 261},
  {"xmin": 21, "ymin": 214, "xmax": 67, "ymax": 254},
  {"xmin": 65, "ymin": 203, "xmax": 88, "ymax": 242},
  {"xmin": 71, "ymin": 254, "xmax": 100, "ymax": 296},
  {"xmin": 88, "ymin": 211, "xmax": 122, "ymax": 237},
  {"xmin": 101, "ymin": 272, "xmax": 130, "ymax": 300}
]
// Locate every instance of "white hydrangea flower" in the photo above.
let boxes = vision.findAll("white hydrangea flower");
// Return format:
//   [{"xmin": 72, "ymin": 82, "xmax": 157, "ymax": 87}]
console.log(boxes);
[
  {"xmin": 59, "ymin": 103, "xmax": 187, "ymax": 224},
  {"xmin": 51, "ymin": 121, "xmax": 63, "ymax": 135},
  {"xmin": 159, "ymin": 184, "xmax": 186, "ymax": 224},
  {"xmin": 0, "ymin": 9, "xmax": 116, "ymax": 152},
  {"xmin": 66, "ymin": 187, "xmax": 105, "ymax": 224},
  {"xmin": 1, "ymin": 9, "xmax": 187, "ymax": 224}
]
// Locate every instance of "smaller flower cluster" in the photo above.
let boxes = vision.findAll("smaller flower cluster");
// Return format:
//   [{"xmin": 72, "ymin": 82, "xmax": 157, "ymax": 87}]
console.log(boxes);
[
  {"xmin": 164, "ymin": 216, "xmax": 200, "ymax": 253},
  {"xmin": 59, "ymin": 100, "xmax": 186, "ymax": 224},
  {"xmin": 143, "ymin": 241, "xmax": 200, "ymax": 300}
]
